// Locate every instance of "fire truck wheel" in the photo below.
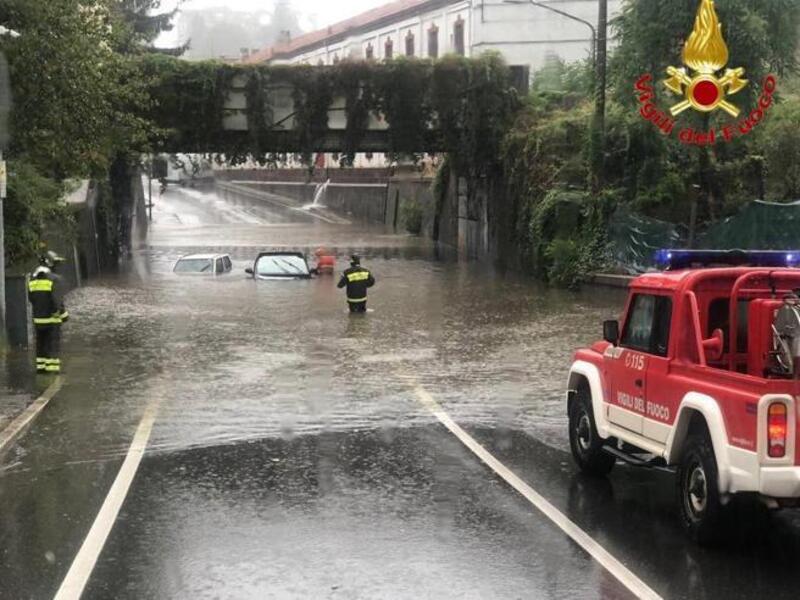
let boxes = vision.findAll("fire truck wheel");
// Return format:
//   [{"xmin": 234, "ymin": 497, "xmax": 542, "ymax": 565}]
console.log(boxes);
[
  {"xmin": 569, "ymin": 389, "xmax": 615, "ymax": 476},
  {"xmin": 677, "ymin": 433, "xmax": 723, "ymax": 545}
]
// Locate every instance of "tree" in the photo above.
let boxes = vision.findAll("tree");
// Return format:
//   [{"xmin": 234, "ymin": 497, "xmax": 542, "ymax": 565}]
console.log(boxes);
[
  {"xmin": 0, "ymin": 1, "xmax": 121, "ymax": 178},
  {"xmin": 0, "ymin": 0, "xmax": 181, "ymax": 266},
  {"xmin": 108, "ymin": 0, "xmax": 182, "ymax": 53}
]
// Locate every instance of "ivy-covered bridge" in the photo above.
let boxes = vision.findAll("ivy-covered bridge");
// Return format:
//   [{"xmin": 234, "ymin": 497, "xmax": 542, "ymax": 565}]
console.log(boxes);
[{"xmin": 142, "ymin": 54, "xmax": 523, "ymax": 164}]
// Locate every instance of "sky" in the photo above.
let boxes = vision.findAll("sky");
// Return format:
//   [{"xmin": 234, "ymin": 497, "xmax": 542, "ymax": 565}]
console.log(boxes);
[{"xmin": 159, "ymin": 0, "xmax": 390, "ymax": 46}]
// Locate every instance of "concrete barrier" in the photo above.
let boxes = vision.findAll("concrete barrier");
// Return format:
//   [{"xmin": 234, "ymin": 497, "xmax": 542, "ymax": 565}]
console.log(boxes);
[{"xmin": 589, "ymin": 273, "xmax": 634, "ymax": 288}]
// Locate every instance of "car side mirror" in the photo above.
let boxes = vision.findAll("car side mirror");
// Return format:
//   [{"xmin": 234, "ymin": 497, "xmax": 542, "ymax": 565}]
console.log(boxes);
[
  {"xmin": 603, "ymin": 320, "xmax": 620, "ymax": 346},
  {"xmin": 702, "ymin": 328, "xmax": 724, "ymax": 362},
  {"xmin": 245, "ymin": 267, "xmax": 254, "ymax": 276}
]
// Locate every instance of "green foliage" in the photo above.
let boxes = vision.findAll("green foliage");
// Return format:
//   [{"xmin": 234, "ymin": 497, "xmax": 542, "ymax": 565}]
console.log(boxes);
[
  {"xmin": 761, "ymin": 94, "xmax": 800, "ymax": 199},
  {"xmin": 0, "ymin": 0, "xmax": 183, "ymax": 268},
  {"xmin": 4, "ymin": 162, "xmax": 71, "ymax": 268},
  {"xmin": 1, "ymin": 1, "xmax": 118, "ymax": 178},
  {"xmin": 139, "ymin": 55, "xmax": 236, "ymax": 157},
  {"xmin": 400, "ymin": 198, "xmax": 424, "ymax": 235},
  {"xmin": 497, "ymin": 0, "xmax": 800, "ymax": 285},
  {"xmin": 528, "ymin": 190, "xmax": 613, "ymax": 287},
  {"xmin": 108, "ymin": 0, "xmax": 179, "ymax": 52},
  {"xmin": 138, "ymin": 54, "xmax": 517, "ymax": 171},
  {"xmin": 544, "ymin": 239, "xmax": 583, "ymax": 289}
]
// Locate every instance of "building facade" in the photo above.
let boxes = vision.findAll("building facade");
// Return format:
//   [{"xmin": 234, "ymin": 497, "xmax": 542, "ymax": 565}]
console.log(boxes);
[
  {"xmin": 244, "ymin": 0, "xmax": 622, "ymax": 75},
  {"xmin": 240, "ymin": 0, "xmax": 622, "ymax": 168}
]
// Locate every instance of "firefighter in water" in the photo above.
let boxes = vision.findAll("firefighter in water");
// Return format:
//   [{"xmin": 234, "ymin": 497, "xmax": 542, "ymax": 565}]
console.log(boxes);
[
  {"xmin": 337, "ymin": 255, "xmax": 375, "ymax": 313},
  {"xmin": 28, "ymin": 251, "xmax": 69, "ymax": 374}
]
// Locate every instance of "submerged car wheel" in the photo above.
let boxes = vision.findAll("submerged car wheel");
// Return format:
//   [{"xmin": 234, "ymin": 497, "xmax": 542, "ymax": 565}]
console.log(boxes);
[
  {"xmin": 677, "ymin": 433, "xmax": 723, "ymax": 545},
  {"xmin": 569, "ymin": 387, "xmax": 615, "ymax": 476}
]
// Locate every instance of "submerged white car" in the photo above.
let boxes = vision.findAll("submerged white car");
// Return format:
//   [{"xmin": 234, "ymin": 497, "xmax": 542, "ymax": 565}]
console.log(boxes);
[
  {"xmin": 245, "ymin": 252, "xmax": 312, "ymax": 280},
  {"xmin": 173, "ymin": 254, "xmax": 233, "ymax": 275}
]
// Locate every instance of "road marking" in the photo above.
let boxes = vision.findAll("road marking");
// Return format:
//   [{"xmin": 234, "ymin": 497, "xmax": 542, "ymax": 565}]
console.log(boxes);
[
  {"xmin": 54, "ymin": 398, "xmax": 160, "ymax": 600},
  {"xmin": 414, "ymin": 386, "xmax": 663, "ymax": 600},
  {"xmin": 0, "ymin": 377, "xmax": 63, "ymax": 456}
]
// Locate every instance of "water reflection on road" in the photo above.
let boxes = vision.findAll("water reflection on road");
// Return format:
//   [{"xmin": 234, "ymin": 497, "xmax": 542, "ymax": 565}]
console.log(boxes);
[
  {"xmin": 66, "ymin": 183, "xmax": 627, "ymax": 461},
  {"xmin": 2, "ymin": 182, "xmax": 695, "ymax": 600}
]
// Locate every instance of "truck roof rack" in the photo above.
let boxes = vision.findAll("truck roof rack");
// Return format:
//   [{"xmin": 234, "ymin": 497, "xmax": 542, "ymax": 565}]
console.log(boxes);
[{"xmin": 655, "ymin": 249, "xmax": 800, "ymax": 271}]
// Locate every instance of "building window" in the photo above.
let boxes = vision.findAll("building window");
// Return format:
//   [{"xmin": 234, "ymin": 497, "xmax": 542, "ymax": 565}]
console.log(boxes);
[
  {"xmin": 428, "ymin": 25, "xmax": 439, "ymax": 59},
  {"xmin": 454, "ymin": 18, "xmax": 465, "ymax": 56},
  {"xmin": 385, "ymin": 38, "xmax": 393, "ymax": 59},
  {"xmin": 405, "ymin": 32, "xmax": 415, "ymax": 57},
  {"xmin": 365, "ymin": 43, "xmax": 374, "ymax": 60}
]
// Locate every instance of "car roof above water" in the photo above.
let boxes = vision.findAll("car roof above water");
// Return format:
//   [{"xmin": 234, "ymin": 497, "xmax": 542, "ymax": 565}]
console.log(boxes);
[{"xmin": 178, "ymin": 253, "xmax": 229, "ymax": 261}]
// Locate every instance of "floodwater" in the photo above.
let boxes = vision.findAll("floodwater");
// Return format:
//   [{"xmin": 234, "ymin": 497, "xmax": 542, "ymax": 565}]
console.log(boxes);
[
  {"xmin": 4, "ymin": 182, "xmax": 800, "ymax": 599},
  {"xmin": 64, "ymin": 182, "xmax": 627, "ymax": 461}
]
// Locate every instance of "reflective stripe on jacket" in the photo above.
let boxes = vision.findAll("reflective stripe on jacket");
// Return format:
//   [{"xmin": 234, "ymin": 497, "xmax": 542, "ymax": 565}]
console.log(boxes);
[
  {"xmin": 28, "ymin": 272, "xmax": 67, "ymax": 326},
  {"xmin": 337, "ymin": 266, "xmax": 375, "ymax": 302}
]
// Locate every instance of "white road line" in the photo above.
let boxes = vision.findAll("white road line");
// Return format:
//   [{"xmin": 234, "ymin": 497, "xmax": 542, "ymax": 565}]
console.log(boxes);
[
  {"xmin": 54, "ymin": 398, "xmax": 160, "ymax": 600},
  {"xmin": 0, "ymin": 377, "xmax": 63, "ymax": 456},
  {"xmin": 414, "ymin": 386, "xmax": 663, "ymax": 600}
]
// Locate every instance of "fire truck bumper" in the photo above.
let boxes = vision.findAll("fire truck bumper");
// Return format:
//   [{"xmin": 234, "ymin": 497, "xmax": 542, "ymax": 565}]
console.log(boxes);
[{"xmin": 760, "ymin": 467, "xmax": 800, "ymax": 499}]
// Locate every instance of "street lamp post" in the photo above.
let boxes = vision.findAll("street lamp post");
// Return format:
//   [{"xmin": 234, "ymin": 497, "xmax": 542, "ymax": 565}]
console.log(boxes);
[
  {"xmin": 0, "ymin": 26, "xmax": 19, "ymax": 346},
  {"xmin": 0, "ymin": 150, "xmax": 5, "ymax": 346},
  {"xmin": 593, "ymin": 0, "xmax": 608, "ymax": 191}
]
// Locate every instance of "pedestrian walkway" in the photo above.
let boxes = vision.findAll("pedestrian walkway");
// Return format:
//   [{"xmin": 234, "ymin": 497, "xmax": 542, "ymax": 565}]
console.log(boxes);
[{"xmin": 0, "ymin": 352, "xmax": 35, "ymax": 432}]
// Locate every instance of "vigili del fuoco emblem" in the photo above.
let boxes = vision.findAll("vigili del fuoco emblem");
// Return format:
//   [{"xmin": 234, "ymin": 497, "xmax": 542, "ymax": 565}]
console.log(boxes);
[
  {"xmin": 663, "ymin": 0, "xmax": 747, "ymax": 117},
  {"xmin": 635, "ymin": 0, "xmax": 777, "ymax": 145}
]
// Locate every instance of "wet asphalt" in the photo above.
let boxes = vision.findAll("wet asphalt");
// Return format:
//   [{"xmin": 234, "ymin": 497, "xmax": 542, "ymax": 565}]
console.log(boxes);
[{"xmin": 1, "ymin": 183, "xmax": 800, "ymax": 599}]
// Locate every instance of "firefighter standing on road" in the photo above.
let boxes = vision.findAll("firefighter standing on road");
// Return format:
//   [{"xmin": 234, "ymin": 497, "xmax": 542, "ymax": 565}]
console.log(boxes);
[
  {"xmin": 28, "ymin": 251, "xmax": 69, "ymax": 374},
  {"xmin": 337, "ymin": 255, "xmax": 375, "ymax": 313}
]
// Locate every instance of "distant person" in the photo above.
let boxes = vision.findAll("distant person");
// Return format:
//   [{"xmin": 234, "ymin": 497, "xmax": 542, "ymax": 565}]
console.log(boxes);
[
  {"xmin": 28, "ymin": 251, "xmax": 69, "ymax": 374},
  {"xmin": 337, "ymin": 255, "xmax": 375, "ymax": 313},
  {"xmin": 314, "ymin": 247, "xmax": 336, "ymax": 275}
]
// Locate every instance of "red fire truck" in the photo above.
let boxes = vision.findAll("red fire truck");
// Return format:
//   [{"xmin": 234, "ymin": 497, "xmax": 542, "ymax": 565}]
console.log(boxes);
[{"xmin": 568, "ymin": 250, "xmax": 800, "ymax": 543}]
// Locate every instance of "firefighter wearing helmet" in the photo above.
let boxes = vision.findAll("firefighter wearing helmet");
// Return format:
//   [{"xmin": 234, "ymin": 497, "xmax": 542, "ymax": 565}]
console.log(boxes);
[
  {"xmin": 337, "ymin": 255, "xmax": 375, "ymax": 313},
  {"xmin": 28, "ymin": 251, "xmax": 69, "ymax": 374}
]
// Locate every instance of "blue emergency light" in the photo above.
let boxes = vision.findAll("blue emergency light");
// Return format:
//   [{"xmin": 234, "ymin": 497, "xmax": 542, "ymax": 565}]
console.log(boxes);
[{"xmin": 655, "ymin": 249, "xmax": 800, "ymax": 271}]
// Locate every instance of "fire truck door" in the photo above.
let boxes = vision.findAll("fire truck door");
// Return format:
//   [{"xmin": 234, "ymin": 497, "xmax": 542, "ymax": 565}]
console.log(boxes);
[
  {"xmin": 605, "ymin": 347, "xmax": 647, "ymax": 435},
  {"xmin": 606, "ymin": 294, "xmax": 673, "ymax": 435}
]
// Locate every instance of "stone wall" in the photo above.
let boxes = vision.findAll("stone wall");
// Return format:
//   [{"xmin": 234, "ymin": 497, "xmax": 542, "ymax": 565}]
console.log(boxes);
[{"xmin": 215, "ymin": 166, "xmax": 499, "ymax": 262}]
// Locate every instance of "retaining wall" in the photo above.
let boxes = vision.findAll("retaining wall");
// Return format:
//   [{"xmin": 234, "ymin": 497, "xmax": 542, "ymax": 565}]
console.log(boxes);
[{"xmin": 215, "ymin": 167, "xmax": 497, "ymax": 261}]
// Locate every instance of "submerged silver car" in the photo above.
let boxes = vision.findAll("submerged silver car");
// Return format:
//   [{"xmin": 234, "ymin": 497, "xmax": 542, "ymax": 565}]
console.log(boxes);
[{"xmin": 173, "ymin": 253, "xmax": 233, "ymax": 275}]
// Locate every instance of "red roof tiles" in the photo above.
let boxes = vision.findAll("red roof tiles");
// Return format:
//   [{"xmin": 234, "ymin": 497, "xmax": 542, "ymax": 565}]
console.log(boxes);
[{"xmin": 243, "ymin": 0, "xmax": 435, "ymax": 64}]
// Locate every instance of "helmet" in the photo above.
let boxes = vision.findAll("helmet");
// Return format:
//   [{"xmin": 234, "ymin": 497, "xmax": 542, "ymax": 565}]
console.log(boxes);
[
  {"xmin": 39, "ymin": 250, "xmax": 65, "ymax": 269},
  {"xmin": 350, "ymin": 255, "xmax": 361, "ymax": 266}
]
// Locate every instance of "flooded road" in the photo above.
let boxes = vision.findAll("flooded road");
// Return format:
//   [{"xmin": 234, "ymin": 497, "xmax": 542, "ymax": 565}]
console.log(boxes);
[{"xmin": 2, "ymin": 183, "xmax": 800, "ymax": 599}]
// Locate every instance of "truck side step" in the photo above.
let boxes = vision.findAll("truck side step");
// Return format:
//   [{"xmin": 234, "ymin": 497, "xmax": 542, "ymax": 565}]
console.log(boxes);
[{"xmin": 602, "ymin": 446, "xmax": 675, "ymax": 473}]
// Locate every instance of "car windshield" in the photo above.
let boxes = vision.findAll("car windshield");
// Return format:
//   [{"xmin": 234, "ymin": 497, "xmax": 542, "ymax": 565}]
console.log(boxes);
[
  {"xmin": 174, "ymin": 258, "xmax": 213, "ymax": 273},
  {"xmin": 255, "ymin": 255, "xmax": 309, "ymax": 277}
]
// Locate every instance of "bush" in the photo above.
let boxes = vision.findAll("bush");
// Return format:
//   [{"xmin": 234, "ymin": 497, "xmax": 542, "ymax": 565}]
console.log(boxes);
[
  {"xmin": 4, "ymin": 162, "xmax": 72, "ymax": 270},
  {"xmin": 762, "ymin": 97, "xmax": 800, "ymax": 200},
  {"xmin": 545, "ymin": 238, "xmax": 582, "ymax": 289},
  {"xmin": 400, "ymin": 198, "xmax": 424, "ymax": 235}
]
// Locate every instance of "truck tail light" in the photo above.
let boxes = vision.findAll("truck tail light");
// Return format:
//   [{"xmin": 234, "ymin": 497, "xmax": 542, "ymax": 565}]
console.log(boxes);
[{"xmin": 768, "ymin": 403, "xmax": 788, "ymax": 458}]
